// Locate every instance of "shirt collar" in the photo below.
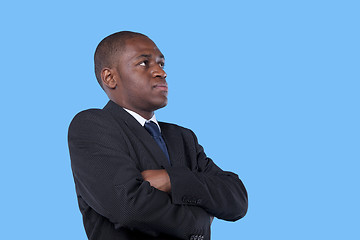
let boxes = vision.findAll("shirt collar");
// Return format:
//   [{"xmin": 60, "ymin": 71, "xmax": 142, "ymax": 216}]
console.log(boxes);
[{"xmin": 123, "ymin": 108, "xmax": 161, "ymax": 132}]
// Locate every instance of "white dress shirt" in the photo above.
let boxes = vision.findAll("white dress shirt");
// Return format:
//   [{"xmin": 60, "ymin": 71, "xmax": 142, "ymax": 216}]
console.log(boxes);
[{"xmin": 123, "ymin": 108, "xmax": 161, "ymax": 132}]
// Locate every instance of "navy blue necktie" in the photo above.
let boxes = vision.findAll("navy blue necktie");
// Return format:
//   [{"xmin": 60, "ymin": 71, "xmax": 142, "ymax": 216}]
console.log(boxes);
[{"xmin": 144, "ymin": 121, "xmax": 171, "ymax": 164}]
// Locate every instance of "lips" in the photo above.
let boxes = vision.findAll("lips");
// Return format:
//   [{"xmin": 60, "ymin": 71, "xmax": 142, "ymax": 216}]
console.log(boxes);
[{"xmin": 153, "ymin": 83, "xmax": 168, "ymax": 91}]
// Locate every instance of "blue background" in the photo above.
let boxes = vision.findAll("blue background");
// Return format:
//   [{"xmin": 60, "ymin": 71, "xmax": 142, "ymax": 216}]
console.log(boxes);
[{"xmin": 1, "ymin": 1, "xmax": 359, "ymax": 239}]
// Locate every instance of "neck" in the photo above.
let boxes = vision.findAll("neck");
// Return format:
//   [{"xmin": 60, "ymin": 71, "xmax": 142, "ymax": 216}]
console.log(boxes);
[
  {"xmin": 112, "ymin": 100, "xmax": 154, "ymax": 120},
  {"xmin": 108, "ymin": 93, "xmax": 157, "ymax": 119}
]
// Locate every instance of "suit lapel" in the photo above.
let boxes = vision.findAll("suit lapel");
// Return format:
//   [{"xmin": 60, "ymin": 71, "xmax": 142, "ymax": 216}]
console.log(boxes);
[
  {"xmin": 104, "ymin": 101, "xmax": 171, "ymax": 168},
  {"xmin": 160, "ymin": 122, "xmax": 185, "ymax": 167}
]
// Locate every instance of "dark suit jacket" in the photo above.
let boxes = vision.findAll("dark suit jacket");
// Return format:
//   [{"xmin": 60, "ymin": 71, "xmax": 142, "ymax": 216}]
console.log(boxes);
[{"xmin": 68, "ymin": 101, "xmax": 248, "ymax": 240}]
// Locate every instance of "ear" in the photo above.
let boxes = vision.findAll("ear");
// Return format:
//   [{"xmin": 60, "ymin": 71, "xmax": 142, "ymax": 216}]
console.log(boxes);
[{"xmin": 101, "ymin": 68, "xmax": 117, "ymax": 89}]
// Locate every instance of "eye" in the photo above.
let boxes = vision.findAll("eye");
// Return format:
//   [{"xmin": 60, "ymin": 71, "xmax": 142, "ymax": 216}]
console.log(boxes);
[
  {"xmin": 159, "ymin": 62, "xmax": 165, "ymax": 69},
  {"xmin": 139, "ymin": 60, "xmax": 148, "ymax": 67}
]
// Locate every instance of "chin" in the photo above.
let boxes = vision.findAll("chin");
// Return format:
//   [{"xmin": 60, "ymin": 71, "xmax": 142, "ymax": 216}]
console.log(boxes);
[
  {"xmin": 154, "ymin": 99, "xmax": 168, "ymax": 110},
  {"xmin": 158, "ymin": 101, "xmax": 168, "ymax": 109}
]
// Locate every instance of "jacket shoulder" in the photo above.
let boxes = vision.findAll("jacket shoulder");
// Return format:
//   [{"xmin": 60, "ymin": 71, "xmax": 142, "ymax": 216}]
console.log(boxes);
[
  {"xmin": 159, "ymin": 121, "xmax": 189, "ymax": 131},
  {"xmin": 68, "ymin": 108, "xmax": 117, "ymax": 135},
  {"xmin": 159, "ymin": 122, "xmax": 197, "ymax": 138},
  {"xmin": 71, "ymin": 108, "xmax": 109, "ymax": 121},
  {"xmin": 70, "ymin": 108, "xmax": 114, "ymax": 124}
]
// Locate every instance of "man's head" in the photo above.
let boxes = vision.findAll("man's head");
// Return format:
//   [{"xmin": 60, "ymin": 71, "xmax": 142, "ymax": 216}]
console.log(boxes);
[{"xmin": 94, "ymin": 31, "xmax": 168, "ymax": 119}]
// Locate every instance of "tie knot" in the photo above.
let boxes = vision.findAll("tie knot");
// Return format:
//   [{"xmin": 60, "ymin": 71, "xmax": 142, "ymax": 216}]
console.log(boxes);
[{"xmin": 144, "ymin": 121, "xmax": 161, "ymax": 138}]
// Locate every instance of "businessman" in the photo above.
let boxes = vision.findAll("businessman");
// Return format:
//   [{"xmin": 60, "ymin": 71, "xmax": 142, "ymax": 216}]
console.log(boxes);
[{"xmin": 68, "ymin": 31, "xmax": 248, "ymax": 240}]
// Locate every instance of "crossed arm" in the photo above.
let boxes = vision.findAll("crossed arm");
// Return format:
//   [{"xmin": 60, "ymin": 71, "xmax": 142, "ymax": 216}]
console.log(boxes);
[
  {"xmin": 141, "ymin": 170, "xmax": 214, "ymax": 224},
  {"xmin": 142, "ymin": 126, "xmax": 248, "ymax": 222}
]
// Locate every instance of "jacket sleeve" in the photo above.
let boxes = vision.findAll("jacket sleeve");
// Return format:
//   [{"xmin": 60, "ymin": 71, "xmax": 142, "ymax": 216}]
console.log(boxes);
[
  {"xmin": 68, "ymin": 110, "xmax": 211, "ymax": 240},
  {"xmin": 166, "ymin": 129, "xmax": 248, "ymax": 221}
]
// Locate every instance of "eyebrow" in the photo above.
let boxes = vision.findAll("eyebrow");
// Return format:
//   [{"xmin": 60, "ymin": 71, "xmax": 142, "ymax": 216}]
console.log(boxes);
[{"xmin": 136, "ymin": 54, "xmax": 165, "ymax": 60}]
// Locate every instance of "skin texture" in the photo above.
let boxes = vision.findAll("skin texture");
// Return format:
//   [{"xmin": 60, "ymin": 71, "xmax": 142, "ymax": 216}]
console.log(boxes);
[{"xmin": 100, "ymin": 36, "xmax": 171, "ymax": 192}]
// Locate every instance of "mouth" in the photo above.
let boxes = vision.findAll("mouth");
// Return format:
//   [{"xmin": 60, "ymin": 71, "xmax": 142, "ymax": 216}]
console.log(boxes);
[{"xmin": 153, "ymin": 83, "xmax": 168, "ymax": 91}]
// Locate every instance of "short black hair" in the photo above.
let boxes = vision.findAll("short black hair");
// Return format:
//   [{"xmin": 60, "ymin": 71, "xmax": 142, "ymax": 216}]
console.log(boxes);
[{"xmin": 94, "ymin": 31, "xmax": 147, "ymax": 89}]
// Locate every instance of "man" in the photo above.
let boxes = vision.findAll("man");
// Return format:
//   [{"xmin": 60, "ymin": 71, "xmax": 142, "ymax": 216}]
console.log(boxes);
[{"xmin": 68, "ymin": 31, "xmax": 248, "ymax": 240}]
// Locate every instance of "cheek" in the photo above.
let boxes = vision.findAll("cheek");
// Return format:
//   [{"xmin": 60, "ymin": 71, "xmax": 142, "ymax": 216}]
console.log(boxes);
[
  {"xmin": 132, "ymin": 76, "xmax": 152, "ymax": 90},
  {"xmin": 127, "ymin": 80, "xmax": 151, "ymax": 98}
]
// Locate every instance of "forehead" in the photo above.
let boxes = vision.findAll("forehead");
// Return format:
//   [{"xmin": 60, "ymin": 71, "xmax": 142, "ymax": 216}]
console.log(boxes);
[{"xmin": 121, "ymin": 36, "xmax": 164, "ymax": 60}]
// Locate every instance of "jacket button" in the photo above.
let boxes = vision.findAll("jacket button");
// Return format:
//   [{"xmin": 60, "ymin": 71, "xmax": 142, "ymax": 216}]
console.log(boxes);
[{"xmin": 190, "ymin": 235, "xmax": 198, "ymax": 240}]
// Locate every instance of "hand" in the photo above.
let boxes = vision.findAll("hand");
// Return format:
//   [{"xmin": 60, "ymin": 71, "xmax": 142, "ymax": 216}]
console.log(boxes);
[{"xmin": 141, "ymin": 169, "xmax": 171, "ymax": 193}]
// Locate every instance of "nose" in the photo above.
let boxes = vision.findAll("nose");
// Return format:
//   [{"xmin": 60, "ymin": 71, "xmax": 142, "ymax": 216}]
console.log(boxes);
[{"xmin": 152, "ymin": 65, "xmax": 167, "ymax": 79}]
